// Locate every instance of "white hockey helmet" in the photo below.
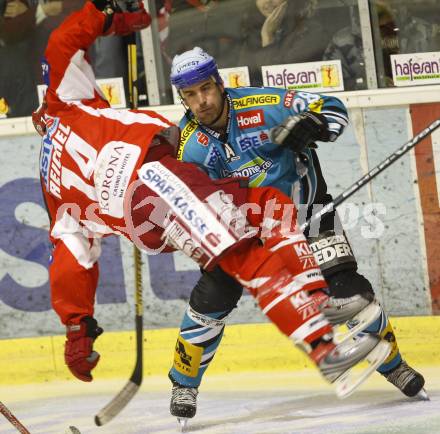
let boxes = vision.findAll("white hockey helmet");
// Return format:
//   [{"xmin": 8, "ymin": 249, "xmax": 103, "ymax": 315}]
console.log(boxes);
[{"xmin": 170, "ymin": 47, "xmax": 223, "ymax": 90}]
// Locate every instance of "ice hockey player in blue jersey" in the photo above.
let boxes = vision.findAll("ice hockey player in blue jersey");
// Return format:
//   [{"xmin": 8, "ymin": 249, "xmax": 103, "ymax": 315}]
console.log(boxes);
[{"xmin": 167, "ymin": 46, "xmax": 427, "ymax": 422}]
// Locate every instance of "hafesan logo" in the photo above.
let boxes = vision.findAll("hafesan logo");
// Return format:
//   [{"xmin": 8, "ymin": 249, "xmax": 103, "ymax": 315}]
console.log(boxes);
[{"xmin": 321, "ymin": 65, "xmax": 340, "ymax": 87}]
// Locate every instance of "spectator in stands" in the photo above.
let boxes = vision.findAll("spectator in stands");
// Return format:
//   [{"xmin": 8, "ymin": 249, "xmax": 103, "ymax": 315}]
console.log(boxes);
[
  {"xmin": 161, "ymin": 0, "xmax": 244, "ymax": 102},
  {"xmin": 165, "ymin": 0, "xmax": 242, "ymax": 69},
  {"xmin": 0, "ymin": 0, "xmax": 83, "ymax": 117},
  {"xmin": 0, "ymin": 0, "xmax": 35, "ymax": 44},
  {"xmin": 324, "ymin": 1, "xmax": 440, "ymax": 89},
  {"xmin": 376, "ymin": 1, "xmax": 440, "ymax": 86},
  {"xmin": 239, "ymin": 0, "xmax": 326, "ymax": 86},
  {"xmin": 322, "ymin": 6, "xmax": 367, "ymax": 90},
  {"xmin": 0, "ymin": 0, "xmax": 133, "ymax": 117},
  {"xmin": 0, "ymin": 0, "xmax": 37, "ymax": 117},
  {"xmin": 380, "ymin": 1, "xmax": 440, "ymax": 53}
]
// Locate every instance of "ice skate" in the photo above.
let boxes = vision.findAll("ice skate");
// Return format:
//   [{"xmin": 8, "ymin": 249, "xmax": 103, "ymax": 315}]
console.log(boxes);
[
  {"xmin": 322, "ymin": 295, "xmax": 382, "ymax": 344},
  {"xmin": 170, "ymin": 383, "xmax": 198, "ymax": 431},
  {"xmin": 383, "ymin": 360, "xmax": 429, "ymax": 400},
  {"xmin": 313, "ymin": 334, "xmax": 391, "ymax": 398}
]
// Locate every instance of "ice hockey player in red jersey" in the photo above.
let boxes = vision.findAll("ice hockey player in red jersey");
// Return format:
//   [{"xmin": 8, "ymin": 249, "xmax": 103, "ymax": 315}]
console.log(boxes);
[{"xmin": 33, "ymin": 0, "xmax": 389, "ymax": 397}]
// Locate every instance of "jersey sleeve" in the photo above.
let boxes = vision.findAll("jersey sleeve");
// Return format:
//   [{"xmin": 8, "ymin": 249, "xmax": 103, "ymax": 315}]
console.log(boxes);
[
  {"xmin": 49, "ymin": 208, "xmax": 101, "ymax": 325},
  {"xmin": 43, "ymin": 2, "xmax": 107, "ymax": 104},
  {"xmin": 283, "ymin": 89, "xmax": 349, "ymax": 140}
]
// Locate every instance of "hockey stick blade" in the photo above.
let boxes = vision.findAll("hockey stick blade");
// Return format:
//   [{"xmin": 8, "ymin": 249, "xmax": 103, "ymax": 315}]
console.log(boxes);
[
  {"xmin": 95, "ymin": 314, "xmax": 143, "ymax": 426},
  {"xmin": 94, "ymin": 378, "xmax": 140, "ymax": 426}
]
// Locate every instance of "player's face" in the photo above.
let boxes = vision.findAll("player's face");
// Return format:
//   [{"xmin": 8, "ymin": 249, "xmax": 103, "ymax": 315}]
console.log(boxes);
[{"xmin": 180, "ymin": 78, "xmax": 225, "ymax": 125}]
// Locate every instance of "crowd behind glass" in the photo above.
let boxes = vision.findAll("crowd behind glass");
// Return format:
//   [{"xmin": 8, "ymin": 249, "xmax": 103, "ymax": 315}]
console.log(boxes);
[{"xmin": 0, "ymin": 0, "xmax": 439, "ymax": 118}]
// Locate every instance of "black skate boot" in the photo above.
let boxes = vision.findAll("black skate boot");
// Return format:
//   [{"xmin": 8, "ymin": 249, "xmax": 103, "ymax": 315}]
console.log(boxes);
[
  {"xmin": 383, "ymin": 360, "xmax": 428, "ymax": 400},
  {"xmin": 170, "ymin": 381, "xmax": 198, "ymax": 430}
]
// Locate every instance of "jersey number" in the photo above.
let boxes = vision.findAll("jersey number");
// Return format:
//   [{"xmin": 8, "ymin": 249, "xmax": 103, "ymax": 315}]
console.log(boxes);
[{"xmin": 62, "ymin": 132, "xmax": 98, "ymax": 201}]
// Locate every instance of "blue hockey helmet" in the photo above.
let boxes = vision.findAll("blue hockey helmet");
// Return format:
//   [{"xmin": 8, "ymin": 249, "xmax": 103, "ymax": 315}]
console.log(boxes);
[{"xmin": 170, "ymin": 47, "xmax": 223, "ymax": 90}]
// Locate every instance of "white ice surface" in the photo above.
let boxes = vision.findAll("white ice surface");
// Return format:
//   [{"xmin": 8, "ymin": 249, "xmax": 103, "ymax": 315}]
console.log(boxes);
[{"xmin": 1, "ymin": 369, "xmax": 439, "ymax": 434}]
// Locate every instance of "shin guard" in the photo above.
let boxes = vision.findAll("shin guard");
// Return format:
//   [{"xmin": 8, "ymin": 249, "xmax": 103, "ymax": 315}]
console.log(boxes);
[
  {"xmin": 359, "ymin": 308, "xmax": 401, "ymax": 373},
  {"xmin": 169, "ymin": 307, "xmax": 229, "ymax": 387}
]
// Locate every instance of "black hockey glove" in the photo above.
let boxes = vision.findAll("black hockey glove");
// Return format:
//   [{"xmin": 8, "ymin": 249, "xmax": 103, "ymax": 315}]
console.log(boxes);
[
  {"xmin": 92, "ymin": 0, "xmax": 121, "ymax": 13},
  {"xmin": 271, "ymin": 111, "xmax": 331, "ymax": 153},
  {"xmin": 93, "ymin": 0, "xmax": 141, "ymax": 12},
  {"xmin": 92, "ymin": 0, "xmax": 121, "ymax": 33}
]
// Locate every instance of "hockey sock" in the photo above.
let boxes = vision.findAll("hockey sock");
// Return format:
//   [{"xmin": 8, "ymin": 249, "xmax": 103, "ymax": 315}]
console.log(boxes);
[
  {"xmin": 253, "ymin": 265, "xmax": 333, "ymax": 347},
  {"xmin": 169, "ymin": 307, "xmax": 229, "ymax": 387},
  {"xmin": 351, "ymin": 307, "xmax": 401, "ymax": 373}
]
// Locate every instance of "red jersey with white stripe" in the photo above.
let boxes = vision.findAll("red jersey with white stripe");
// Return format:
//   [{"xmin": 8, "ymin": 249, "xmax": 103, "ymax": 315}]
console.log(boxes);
[{"xmin": 39, "ymin": 3, "xmax": 172, "ymax": 324}]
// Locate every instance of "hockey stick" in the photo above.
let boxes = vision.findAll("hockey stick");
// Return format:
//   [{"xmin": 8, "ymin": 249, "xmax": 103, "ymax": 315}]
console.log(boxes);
[
  {"xmin": 0, "ymin": 401, "xmax": 30, "ymax": 434},
  {"xmin": 95, "ymin": 6, "xmax": 144, "ymax": 426},
  {"xmin": 300, "ymin": 117, "xmax": 440, "ymax": 232}
]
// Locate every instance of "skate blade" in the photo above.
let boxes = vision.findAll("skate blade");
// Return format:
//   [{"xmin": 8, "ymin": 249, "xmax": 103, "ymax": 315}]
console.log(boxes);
[
  {"xmin": 414, "ymin": 388, "xmax": 430, "ymax": 401},
  {"xmin": 334, "ymin": 301, "xmax": 382, "ymax": 344},
  {"xmin": 335, "ymin": 340, "xmax": 391, "ymax": 399},
  {"xmin": 177, "ymin": 417, "xmax": 188, "ymax": 432}
]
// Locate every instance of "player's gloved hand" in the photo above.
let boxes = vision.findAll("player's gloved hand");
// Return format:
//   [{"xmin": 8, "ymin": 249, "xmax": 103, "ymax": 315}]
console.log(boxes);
[
  {"xmin": 92, "ymin": 0, "xmax": 151, "ymax": 35},
  {"xmin": 65, "ymin": 316, "xmax": 103, "ymax": 382},
  {"xmin": 92, "ymin": 0, "xmax": 121, "ymax": 13},
  {"xmin": 271, "ymin": 111, "xmax": 331, "ymax": 153},
  {"xmin": 32, "ymin": 101, "xmax": 47, "ymax": 137},
  {"xmin": 109, "ymin": 5, "xmax": 151, "ymax": 36}
]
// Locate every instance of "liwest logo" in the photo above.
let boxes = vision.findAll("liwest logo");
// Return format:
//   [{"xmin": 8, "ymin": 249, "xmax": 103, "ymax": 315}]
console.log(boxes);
[
  {"xmin": 237, "ymin": 109, "xmax": 265, "ymax": 129},
  {"xmin": 39, "ymin": 116, "xmax": 60, "ymax": 188},
  {"xmin": 392, "ymin": 53, "xmax": 440, "ymax": 86},
  {"xmin": 40, "ymin": 136, "xmax": 54, "ymax": 189},
  {"xmin": 44, "ymin": 121, "xmax": 71, "ymax": 199},
  {"xmin": 176, "ymin": 60, "xmax": 202, "ymax": 74}
]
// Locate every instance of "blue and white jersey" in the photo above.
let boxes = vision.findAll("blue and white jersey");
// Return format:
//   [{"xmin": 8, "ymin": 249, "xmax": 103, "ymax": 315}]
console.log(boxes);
[{"xmin": 177, "ymin": 86, "xmax": 348, "ymax": 206}]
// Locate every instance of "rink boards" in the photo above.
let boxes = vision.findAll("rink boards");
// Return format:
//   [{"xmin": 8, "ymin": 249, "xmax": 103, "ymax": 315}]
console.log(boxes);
[{"xmin": 1, "ymin": 317, "xmax": 439, "ymax": 386}]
